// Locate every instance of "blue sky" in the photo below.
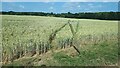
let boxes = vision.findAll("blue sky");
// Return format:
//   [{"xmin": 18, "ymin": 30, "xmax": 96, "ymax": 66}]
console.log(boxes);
[
  {"xmin": 1, "ymin": 0, "xmax": 120, "ymax": 2},
  {"xmin": 2, "ymin": 2, "xmax": 118, "ymax": 13}
]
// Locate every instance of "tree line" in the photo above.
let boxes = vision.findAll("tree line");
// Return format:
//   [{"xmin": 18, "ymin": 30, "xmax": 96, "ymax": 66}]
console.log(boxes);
[{"xmin": 1, "ymin": 11, "xmax": 120, "ymax": 20}]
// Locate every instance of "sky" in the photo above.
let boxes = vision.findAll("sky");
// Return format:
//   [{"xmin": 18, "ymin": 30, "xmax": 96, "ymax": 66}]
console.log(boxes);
[
  {"xmin": 2, "ymin": 2, "xmax": 119, "ymax": 13},
  {"xmin": 1, "ymin": 0, "xmax": 120, "ymax": 2}
]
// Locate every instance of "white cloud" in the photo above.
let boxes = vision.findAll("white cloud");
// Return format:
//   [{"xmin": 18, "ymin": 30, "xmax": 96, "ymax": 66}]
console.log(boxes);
[
  {"xmin": 44, "ymin": 2, "xmax": 54, "ymax": 5},
  {"xmin": 62, "ymin": 2, "xmax": 83, "ymax": 13},
  {"xmin": 19, "ymin": 5, "xmax": 24, "ymax": 9},
  {"xmin": 48, "ymin": 6, "xmax": 56, "ymax": 12},
  {"xmin": 63, "ymin": 2, "xmax": 79, "ymax": 8},
  {"xmin": 42, "ymin": 0, "xmax": 56, "ymax": 2},
  {"xmin": 62, "ymin": 2, "xmax": 80, "ymax": 12},
  {"xmin": 84, "ymin": 8, "xmax": 90, "ymax": 11},
  {"xmin": 71, "ymin": 0, "xmax": 119, "ymax": 2},
  {"xmin": 2, "ymin": 0, "xmax": 119, "ymax": 2},
  {"xmin": 87, "ymin": 3, "xmax": 103, "ymax": 9},
  {"xmin": 49, "ymin": 6, "xmax": 53, "ymax": 10},
  {"xmin": 89, "ymin": 5, "xmax": 94, "ymax": 8},
  {"xmin": 98, "ymin": 5, "xmax": 102, "ymax": 8},
  {"xmin": 85, "ymin": 11, "xmax": 93, "ymax": 12},
  {"xmin": 77, "ymin": 5, "xmax": 80, "ymax": 8},
  {"xmin": 88, "ymin": 4, "xmax": 93, "ymax": 6}
]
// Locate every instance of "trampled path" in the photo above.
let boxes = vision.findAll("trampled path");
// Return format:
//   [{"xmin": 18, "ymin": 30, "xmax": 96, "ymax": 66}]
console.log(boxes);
[{"xmin": 5, "ymin": 47, "xmax": 77, "ymax": 66}]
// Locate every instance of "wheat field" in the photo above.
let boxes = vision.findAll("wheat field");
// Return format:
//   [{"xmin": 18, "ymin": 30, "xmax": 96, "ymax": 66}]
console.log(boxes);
[{"xmin": 1, "ymin": 15, "xmax": 118, "ymax": 66}]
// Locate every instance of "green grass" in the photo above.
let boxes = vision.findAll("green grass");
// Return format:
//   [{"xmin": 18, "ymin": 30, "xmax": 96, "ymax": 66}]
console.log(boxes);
[{"xmin": 53, "ymin": 41, "xmax": 118, "ymax": 66}]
